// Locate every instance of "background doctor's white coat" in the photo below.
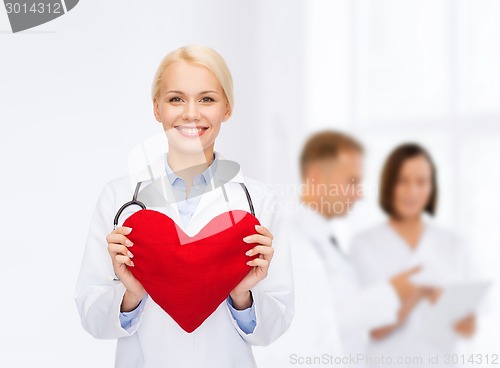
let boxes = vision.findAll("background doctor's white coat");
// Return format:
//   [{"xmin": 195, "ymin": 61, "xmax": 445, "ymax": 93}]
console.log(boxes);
[{"xmin": 1, "ymin": 0, "xmax": 499, "ymax": 366}]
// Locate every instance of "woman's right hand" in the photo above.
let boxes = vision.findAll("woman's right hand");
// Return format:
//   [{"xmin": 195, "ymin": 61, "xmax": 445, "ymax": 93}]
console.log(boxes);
[
  {"xmin": 390, "ymin": 266, "xmax": 422, "ymax": 304},
  {"xmin": 371, "ymin": 267, "xmax": 427, "ymax": 340},
  {"xmin": 106, "ymin": 226, "xmax": 147, "ymax": 312}
]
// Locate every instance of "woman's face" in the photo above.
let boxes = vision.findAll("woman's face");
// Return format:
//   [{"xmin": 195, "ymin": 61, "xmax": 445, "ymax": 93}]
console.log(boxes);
[
  {"xmin": 153, "ymin": 60, "xmax": 230, "ymax": 155},
  {"xmin": 392, "ymin": 155, "xmax": 433, "ymax": 219}
]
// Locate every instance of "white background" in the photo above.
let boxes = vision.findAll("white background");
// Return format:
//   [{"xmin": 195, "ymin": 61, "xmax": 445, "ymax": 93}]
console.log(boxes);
[{"xmin": 0, "ymin": 0, "xmax": 499, "ymax": 366}]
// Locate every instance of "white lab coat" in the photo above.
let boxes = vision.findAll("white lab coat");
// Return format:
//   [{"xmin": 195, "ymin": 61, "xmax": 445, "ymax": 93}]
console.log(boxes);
[
  {"xmin": 74, "ymin": 152, "xmax": 294, "ymax": 368},
  {"xmin": 350, "ymin": 220, "xmax": 481, "ymax": 365},
  {"xmin": 253, "ymin": 202, "xmax": 400, "ymax": 368}
]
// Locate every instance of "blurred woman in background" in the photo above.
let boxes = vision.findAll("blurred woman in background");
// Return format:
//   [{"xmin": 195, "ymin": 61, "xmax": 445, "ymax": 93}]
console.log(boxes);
[{"xmin": 350, "ymin": 143, "xmax": 479, "ymax": 366}]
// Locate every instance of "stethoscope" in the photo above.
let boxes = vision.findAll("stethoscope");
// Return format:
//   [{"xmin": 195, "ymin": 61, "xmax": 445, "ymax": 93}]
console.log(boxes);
[{"xmin": 113, "ymin": 180, "xmax": 255, "ymax": 230}]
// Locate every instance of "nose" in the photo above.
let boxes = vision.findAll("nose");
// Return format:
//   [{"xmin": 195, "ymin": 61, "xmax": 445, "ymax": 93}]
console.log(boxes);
[{"xmin": 183, "ymin": 101, "xmax": 201, "ymax": 121}]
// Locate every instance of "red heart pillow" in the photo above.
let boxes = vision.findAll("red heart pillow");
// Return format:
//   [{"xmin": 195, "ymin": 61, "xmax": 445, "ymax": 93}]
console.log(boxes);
[{"xmin": 122, "ymin": 209, "xmax": 260, "ymax": 333}]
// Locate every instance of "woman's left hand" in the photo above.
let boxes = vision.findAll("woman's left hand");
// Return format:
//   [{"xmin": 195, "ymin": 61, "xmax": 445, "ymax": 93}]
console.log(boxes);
[{"xmin": 229, "ymin": 224, "xmax": 274, "ymax": 310}]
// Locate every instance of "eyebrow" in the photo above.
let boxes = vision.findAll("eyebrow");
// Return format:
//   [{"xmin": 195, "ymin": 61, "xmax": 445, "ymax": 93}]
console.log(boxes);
[{"xmin": 165, "ymin": 90, "xmax": 219, "ymax": 95}]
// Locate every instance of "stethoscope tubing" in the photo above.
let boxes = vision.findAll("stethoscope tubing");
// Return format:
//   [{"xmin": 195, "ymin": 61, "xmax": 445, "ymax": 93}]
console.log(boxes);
[{"xmin": 113, "ymin": 181, "xmax": 254, "ymax": 229}]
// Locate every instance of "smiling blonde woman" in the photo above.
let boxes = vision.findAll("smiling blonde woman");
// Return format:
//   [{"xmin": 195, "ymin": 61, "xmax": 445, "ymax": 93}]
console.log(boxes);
[{"xmin": 74, "ymin": 45, "xmax": 294, "ymax": 368}]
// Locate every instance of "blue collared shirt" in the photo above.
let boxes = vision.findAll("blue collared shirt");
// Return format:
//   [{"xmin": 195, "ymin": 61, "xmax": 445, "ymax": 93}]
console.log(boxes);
[{"xmin": 119, "ymin": 152, "xmax": 256, "ymax": 333}]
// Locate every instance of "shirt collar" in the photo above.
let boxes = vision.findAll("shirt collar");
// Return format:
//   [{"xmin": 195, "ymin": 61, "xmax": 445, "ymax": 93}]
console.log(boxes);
[
  {"xmin": 164, "ymin": 151, "xmax": 219, "ymax": 186},
  {"xmin": 296, "ymin": 200, "xmax": 333, "ymax": 235},
  {"xmin": 295, "ymin": 200, "xmax": 346, "ymax": 247}
]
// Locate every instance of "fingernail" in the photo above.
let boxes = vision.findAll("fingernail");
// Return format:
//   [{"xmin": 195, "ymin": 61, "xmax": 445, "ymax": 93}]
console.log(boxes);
[
  {"xmin": 255, "ymin": 225, "xmax": 262, "ymax": 230},
  {"xmin": 130, "ymin": 261, "xmax": 135, "ymax": 267},
  {"xmin": 246, "ymin": 249, "xmax": 253, "ymax": 256},
  {"xmin": 128, "ymin": 251, "xmax": 134, "ymax": 258},
  {"xmin": 124, "ymin": 227, "xmax": 133, "ymax": 234},
  {"xmin": 126, "ymin": 239, "xmax": 133, "ymax": 247},
  {"xmin": 243, "ymin": 236, "xmax": 250, "ymax": 243},
  {"xmin": 246, "ymin": 261, "xmax": 252, "ymax": 266}
]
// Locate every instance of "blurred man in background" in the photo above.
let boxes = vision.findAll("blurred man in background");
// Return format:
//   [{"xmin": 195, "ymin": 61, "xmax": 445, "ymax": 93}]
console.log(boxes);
[{"xmin": 254, "ymin": 130, "xmax": 424, "ymax": 367}]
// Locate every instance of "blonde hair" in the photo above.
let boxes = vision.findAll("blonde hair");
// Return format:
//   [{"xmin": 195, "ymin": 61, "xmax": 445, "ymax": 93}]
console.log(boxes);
[{"xmin": 151, "ymin": 45, "xmax": 234, "ymax": 117}]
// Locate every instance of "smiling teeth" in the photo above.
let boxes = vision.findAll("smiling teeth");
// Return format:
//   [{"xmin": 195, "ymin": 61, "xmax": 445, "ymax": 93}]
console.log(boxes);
[{"xmin": 181, "ymin": 128, "xmax": 203, "ymax": 133}]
